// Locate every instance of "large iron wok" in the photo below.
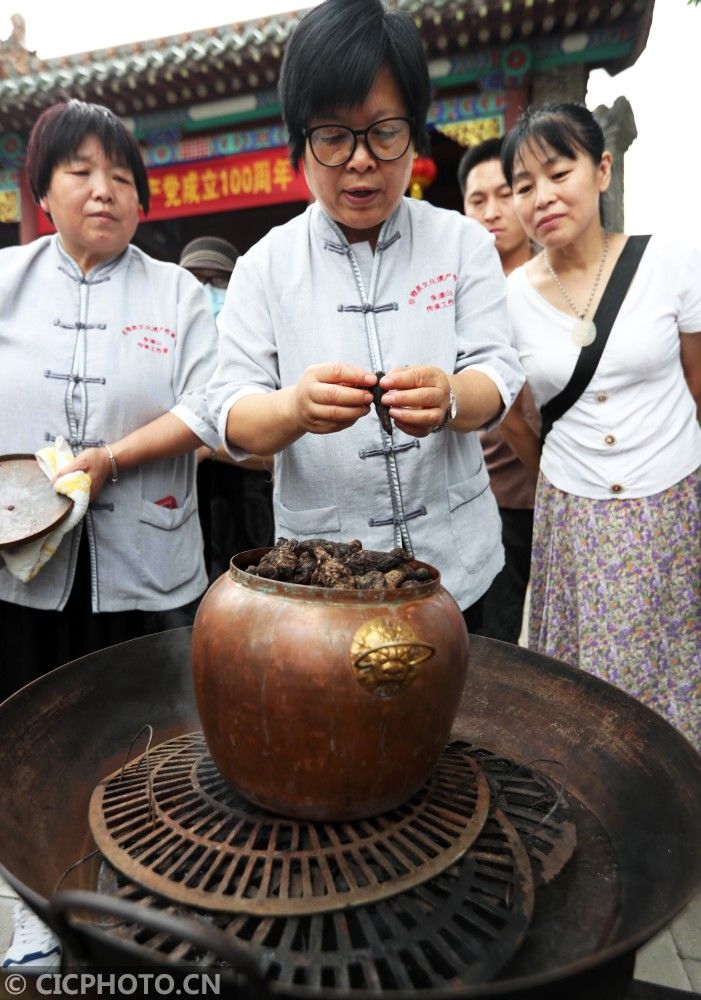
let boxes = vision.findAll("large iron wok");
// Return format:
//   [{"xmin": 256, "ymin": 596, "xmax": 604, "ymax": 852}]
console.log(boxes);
[{"xmin": 0, "ymin": 628, "xmax": 700, "ymax": 999}]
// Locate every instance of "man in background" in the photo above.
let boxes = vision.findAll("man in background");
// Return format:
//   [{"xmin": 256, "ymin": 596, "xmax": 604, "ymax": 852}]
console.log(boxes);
[
  {"xmin": 458, "ymin": 139, "xmax": 539, "ymax": 643},
  {"xmin": 179, "ymin": 235, "xmax": 238, "ymax": 319}
]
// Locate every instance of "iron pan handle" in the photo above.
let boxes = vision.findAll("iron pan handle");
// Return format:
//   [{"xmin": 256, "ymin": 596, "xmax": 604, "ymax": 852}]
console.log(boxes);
[{"xmin": 48, "ymin": 889, "xmax": 268, "ymax": 997}]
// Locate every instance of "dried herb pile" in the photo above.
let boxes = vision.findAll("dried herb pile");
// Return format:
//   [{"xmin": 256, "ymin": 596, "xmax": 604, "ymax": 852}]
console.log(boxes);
[{"xmin": 244, "ymin": 538, "xmax": 431, "ymax": 590}]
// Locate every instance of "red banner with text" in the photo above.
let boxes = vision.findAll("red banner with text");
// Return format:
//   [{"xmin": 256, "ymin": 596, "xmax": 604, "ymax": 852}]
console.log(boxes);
[
  {"xmin": 145, "ymin": 148, "xmax": 309, "ymax": 221},
  {"xmin": 36, "ymin": 147, "xmax": 309, "ymax": 234}
]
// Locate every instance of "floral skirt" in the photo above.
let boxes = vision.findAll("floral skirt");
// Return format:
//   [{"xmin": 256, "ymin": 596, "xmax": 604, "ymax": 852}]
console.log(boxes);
[{"xmin": 528, "ymin": 469, "xmax": 701, "ymax": 751}]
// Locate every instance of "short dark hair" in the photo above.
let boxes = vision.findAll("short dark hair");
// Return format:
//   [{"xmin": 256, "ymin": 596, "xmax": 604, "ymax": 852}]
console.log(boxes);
[
  {"xmin": 279, "ymin": 0, "xmax": 431, "ymax": 170},
  {"xmin": 26, "ymin": 99, "xmax": 150, "ymax": 213},
  {"xmin": 501, "ymin": 102, "xmax": 605, "ymax": 188},
  {"xmin": 457, "ymin": 138, "xmax": 504, "ymax": 196}
]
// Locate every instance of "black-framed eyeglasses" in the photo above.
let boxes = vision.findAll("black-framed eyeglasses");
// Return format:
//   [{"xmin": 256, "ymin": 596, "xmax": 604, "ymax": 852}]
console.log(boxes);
[{"xmin": 303, "ymin": 117, "xmax": 414, "ymax": 167}]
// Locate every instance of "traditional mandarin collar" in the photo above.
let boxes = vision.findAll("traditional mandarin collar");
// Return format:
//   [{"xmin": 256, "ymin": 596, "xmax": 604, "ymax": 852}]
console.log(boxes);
[
  {"xmin": 312, "ymin": 198, "xmax": 407, "ymax": 254},
  {"xmin": 53, "ymin": 233, "xmax": 130, "ymax": 283}
]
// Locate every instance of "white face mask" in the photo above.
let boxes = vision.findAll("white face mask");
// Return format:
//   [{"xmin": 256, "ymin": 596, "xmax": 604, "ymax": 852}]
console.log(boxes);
[{"xmin": 204, "ymin": 283, "xmax": 227, "ymax": 318}]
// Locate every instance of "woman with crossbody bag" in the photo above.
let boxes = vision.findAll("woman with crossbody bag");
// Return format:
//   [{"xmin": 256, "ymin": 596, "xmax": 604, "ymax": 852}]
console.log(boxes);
[{"xmin": 500, "ymin": 103, "xmax": 701, "ymax": 750}]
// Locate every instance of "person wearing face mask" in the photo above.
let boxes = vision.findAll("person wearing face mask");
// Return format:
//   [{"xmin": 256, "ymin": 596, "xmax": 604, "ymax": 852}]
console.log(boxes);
[
  {"xmin": 180, "ymin": 236, "xmax": 274, "ymax": 579},
  {"xmin": 179, "ymin": 236, "xmax": 238, "ymax": 317}
]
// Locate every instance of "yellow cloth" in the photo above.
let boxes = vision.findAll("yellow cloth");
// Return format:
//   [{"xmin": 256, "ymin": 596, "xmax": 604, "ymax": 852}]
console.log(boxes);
[{"xmin": 2, "ymin": 436, "xmax": 91, "ymax": 582}]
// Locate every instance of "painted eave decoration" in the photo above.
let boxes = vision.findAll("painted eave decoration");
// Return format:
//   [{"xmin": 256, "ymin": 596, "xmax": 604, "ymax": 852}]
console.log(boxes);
[{"xmin": 0, "ymin": 0, "xmax": 654, "ymax": 132}]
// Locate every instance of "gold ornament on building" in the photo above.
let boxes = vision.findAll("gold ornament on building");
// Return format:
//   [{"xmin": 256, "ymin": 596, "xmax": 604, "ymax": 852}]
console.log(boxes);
[
  {"xmin": 436, "ymin": 117, "xmax": 503, "ymax": 149},
  {"xmin": 0, "ymin": 190, "xmax": 19, "ymax": 224}
]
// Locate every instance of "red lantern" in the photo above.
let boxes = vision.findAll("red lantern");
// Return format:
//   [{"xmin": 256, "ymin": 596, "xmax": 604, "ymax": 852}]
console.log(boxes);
[{"xmin": 409, "ymin": 155, "xmax": 437, "ymax": 199}]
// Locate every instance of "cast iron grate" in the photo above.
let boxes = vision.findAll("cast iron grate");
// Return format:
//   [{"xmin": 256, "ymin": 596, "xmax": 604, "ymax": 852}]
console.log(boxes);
[
  {"xmin": 89, "ymin": 732, "xmax": 491, "ymax": 916},
  {"xmin": 449, "ymin": 742, "xmax": 577, "ymax": 885},
  {"xmin": 100, "ymin": 805, "xmax": 534, "ymax": 991}
]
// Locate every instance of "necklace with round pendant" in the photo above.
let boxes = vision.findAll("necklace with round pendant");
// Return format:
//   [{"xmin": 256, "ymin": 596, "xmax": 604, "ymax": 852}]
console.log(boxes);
[
  {"xmin": 544, "ymin": 232, "xmax": 609, "ymax": 348},
  {"xmin": 570, "ymin": 317, "xmax": 597, "ymax": 347}
]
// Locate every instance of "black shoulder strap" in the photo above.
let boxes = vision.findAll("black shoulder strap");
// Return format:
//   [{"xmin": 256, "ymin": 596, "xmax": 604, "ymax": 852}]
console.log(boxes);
[{"xmin": 540, "ymin": 234, "xmax": 652, "ymax": 444}]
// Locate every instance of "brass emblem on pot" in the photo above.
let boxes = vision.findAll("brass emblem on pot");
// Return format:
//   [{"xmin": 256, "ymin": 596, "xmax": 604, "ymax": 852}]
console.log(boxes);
[{"xmin": 350, "ymin": 619, "xmax": 435, "ymax": 697}]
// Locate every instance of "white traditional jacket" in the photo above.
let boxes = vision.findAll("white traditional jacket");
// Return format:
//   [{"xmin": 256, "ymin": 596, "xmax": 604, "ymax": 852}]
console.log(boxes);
[
  {"xmin": 0, "ymin": 235, "xmax": 219, "ymax": 612},
  {"xmin": 208, "ymin": 198, "xmax": 524, "ymax": 610}
]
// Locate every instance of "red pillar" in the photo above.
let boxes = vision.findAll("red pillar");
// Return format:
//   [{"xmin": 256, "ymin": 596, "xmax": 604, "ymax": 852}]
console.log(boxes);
[{"xmin": 504, "ymin": 84, "xmax": 529, "ymax": 132}]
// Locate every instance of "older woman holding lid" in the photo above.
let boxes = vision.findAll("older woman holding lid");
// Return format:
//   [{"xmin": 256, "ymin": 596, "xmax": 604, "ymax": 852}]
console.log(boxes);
[
  {"xmin": 208, "ymin": 0, "xmax": 523, "ymax": 626},
  {"xmin": 500, "ymin": 102, "xmax": 701, "ymax": 749},
  {"xmin": 0, "ymin": 100, "xmax": 219, "ymax": 704}
]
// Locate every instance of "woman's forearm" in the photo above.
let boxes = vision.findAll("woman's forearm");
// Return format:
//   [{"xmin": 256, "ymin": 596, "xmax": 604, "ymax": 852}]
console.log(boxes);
[
  {"xmin": 450, "ymin": 370, "xmax": 504, "ymax": 433},
  {"xmin": 110, "ymin": 412, "xmax": 206, "ymax": 472},
  {"xmin": 58, "ymin": 411, "xmax": 210, "ymax": 500},
  {"xmin": 225, "ymin": 388, "xmax": 306, "ymax": 455},
  {"xmin": 224, "ymin": 364, "xmax": 377, "ymax": 454}
]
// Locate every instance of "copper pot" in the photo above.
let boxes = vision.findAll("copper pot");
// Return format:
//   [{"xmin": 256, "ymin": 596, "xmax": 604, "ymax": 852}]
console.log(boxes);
[{"xmin": 191, "ymin": 548, "xmax": 469, "ymax": 820}]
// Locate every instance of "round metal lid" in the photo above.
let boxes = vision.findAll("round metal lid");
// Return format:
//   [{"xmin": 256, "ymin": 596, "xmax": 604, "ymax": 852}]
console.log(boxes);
[{"xmin": 0, "ymin": 454, "xmax": 73, "ymax": 549}]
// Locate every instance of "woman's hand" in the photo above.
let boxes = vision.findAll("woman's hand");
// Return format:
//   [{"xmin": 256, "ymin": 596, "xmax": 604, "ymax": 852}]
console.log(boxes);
[
  {"xmin": 227, "ymin": 364, "xmax": 376, "ymax": 455},
  {"xmin": 380, "ymin": 366, "xmax": 506, "ymax": 436},
  {"xmin": 378, "ymin": 366, "xmax": 452, "ymax": 437},
  {"xmin": 54, "ymin": 447, "xmax": 112, "ymax": 501},
  {"xmin": 54, "ymin": 413, "xmax": 216, "ymax": 501},
  {"xmin": 291, "ymin": 362, "xmax": 376, "ymax": 435}
]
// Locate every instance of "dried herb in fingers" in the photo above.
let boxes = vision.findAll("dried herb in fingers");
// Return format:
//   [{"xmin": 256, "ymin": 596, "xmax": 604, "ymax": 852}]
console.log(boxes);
[{"xmin": 372, "ymin": 370, "xmax": 393, "ymax": 435}]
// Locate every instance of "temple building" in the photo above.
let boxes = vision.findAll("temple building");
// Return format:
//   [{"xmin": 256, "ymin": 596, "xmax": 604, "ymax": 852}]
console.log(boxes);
[{"xmin": 0, "ymin": 0, "xmax": 654, "ymax": 257}]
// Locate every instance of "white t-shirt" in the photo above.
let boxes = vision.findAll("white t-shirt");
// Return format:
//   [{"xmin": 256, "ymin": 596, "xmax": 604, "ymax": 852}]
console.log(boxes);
[{"xmin": 507, "ymin": 235, "xmax": 701, "ymax": 499}]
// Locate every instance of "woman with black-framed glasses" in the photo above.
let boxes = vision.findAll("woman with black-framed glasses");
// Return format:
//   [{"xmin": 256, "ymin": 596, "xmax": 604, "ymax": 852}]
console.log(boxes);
[
  {"xmin": 208, "ymin": 0, "xmax": 524, "ymax": 624},
  {"xmin": 304, "ymin": 117, "xmax": 413, "ymax": 167}
]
